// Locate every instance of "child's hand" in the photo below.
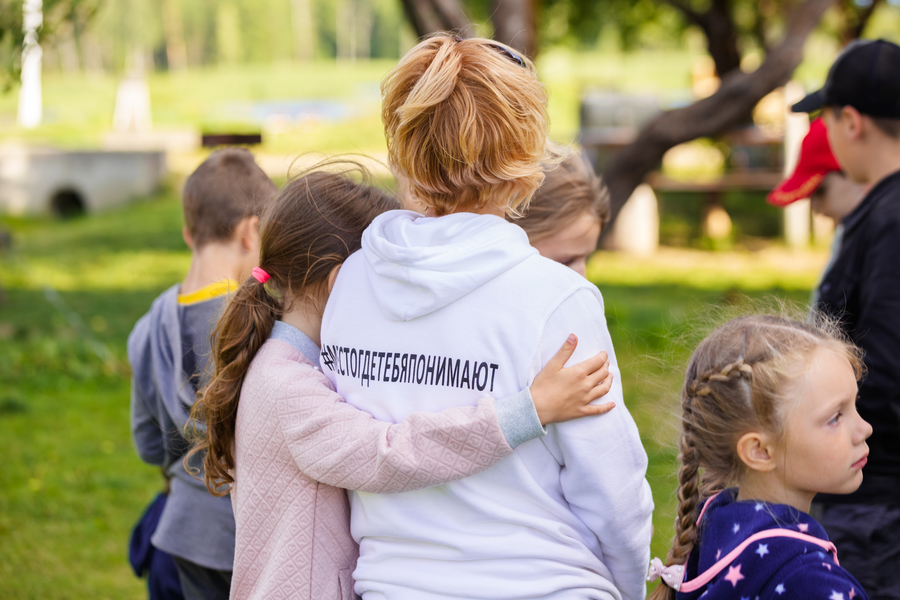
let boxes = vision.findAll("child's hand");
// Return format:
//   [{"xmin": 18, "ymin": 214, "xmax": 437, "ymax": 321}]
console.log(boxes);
[{"xmin": 530, "ymin": 334, "xmax": 615, "ymax": 426}]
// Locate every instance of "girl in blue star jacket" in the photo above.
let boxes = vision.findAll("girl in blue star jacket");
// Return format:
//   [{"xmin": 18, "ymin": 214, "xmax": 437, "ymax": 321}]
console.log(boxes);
[{"xmin": 648, "ymin": 316, "xmax": 873, "ymax": 600}]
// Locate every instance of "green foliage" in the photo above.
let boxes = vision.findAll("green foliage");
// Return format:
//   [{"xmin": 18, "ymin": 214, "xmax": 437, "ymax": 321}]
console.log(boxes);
[
  {"xmin": 542, "ymin": 0, "xmax": 677, "ymax": 49},
  {"xmin": 0, "ymin": 0, "xmax": 24, "ymax": 88},
  {"xmin": 0, "ymin": 0, "xmax": 99, "ymax": 87}
]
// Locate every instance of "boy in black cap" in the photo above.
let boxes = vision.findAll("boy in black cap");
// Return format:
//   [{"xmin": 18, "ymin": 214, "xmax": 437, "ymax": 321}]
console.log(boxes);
[{"xmin": 793, "ymin": 39, "xmax": 900, "ymax": 599}]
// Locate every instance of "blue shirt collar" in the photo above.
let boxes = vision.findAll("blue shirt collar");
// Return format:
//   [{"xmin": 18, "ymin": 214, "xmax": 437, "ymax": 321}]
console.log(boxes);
[{"xmin": 270, "ymin": 321, "xmax": 321, "ymax": 367}]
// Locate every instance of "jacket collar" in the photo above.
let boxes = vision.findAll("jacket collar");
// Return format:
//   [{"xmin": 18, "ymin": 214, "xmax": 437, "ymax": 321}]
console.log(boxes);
[
  {"xmin": 270, "ymin": 321, "xmax": 321, "ymax": 367},
  {"xmin": 842, "ymin": 168, "xmax": 900, "ymax": 234}
]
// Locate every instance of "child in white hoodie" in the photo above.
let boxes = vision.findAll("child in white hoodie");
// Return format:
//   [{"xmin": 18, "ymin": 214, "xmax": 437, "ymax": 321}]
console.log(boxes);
[
  {"xmin": 188, "ymin": 163, "xmax": 617, "ymax": 600},
  {"xmin": 319, "ymin": 35, "xmax": 654, "ymax": 600}
]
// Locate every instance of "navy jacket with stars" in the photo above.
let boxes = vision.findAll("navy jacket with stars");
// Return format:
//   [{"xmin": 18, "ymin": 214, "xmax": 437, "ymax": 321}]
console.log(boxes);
[{"xmin": 676, "ymin": 489, "xmax": 868, "ymax": 600}]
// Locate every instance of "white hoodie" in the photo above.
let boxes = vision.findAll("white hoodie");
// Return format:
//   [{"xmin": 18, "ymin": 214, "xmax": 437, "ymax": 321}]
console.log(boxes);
[{"xmin": 320, "ymin": 210, "xmax": 653, "ymax": 600}]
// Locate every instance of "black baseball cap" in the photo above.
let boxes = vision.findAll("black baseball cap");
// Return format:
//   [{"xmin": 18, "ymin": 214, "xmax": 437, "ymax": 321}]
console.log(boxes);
[{"xmin": 792, "ymin": 39, "xmax": 900, "ymax": 118}]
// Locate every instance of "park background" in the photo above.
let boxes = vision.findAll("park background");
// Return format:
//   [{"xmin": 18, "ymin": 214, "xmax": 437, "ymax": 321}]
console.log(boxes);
[{"xmin": 2, "ymin": 0, "xmax": 900, "ymax": 598}]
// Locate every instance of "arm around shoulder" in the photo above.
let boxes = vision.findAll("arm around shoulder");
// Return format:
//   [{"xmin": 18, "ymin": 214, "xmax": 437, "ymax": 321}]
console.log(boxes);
[{"xmin": 276, "ymin": 362, "xmax": 544, "ymax": 494}]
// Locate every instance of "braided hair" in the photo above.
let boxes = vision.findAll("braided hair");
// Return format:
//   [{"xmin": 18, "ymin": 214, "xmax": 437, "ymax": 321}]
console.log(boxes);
[{"xmin": 647, "ymin": 315, "xmax": 863, "ymax": 599}]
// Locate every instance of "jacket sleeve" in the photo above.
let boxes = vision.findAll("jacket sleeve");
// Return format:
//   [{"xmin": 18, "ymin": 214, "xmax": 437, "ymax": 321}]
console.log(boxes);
[
  {"xmin": 276, "ymin": 364, "xmax": 543, "ymax": 494},
  {"xmin": 535, "ymin": 286, "xmax": 654, "ymax": 600},
  {"xmin": 856, "ymin": 217, "xmax": 900, "ymax": 402},
  {"xmin": 128, "ymin": 314, "xmax": 165, "ymax": 466}
]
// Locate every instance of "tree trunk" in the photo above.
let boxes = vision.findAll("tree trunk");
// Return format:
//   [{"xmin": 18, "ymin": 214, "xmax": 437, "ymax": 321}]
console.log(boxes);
[
  {"xmin": 357, "ymin": 0, "xmax": 373, "ymax": 60},
  {"xmin": 399, "ymin": 0, "xmax": 470, "ymax": 39},
  {"xmin": 704, "ymin": 0, "xmax": 742, "ymax": 76},
  {"xmin": 161, "ymin": 0, "xmax": 188, "ymax": 71},
  {"xmin": 491, "ymin": 0, "xmax": 537, "ymax": 59},
  {"xmin": 838, "ymin": 0, "xmax": 883, "ymax": 46},
  {"xmin": 602, "ymin": 0, "xmax": 837, "ymax": 228},
  {"xmin": 663, "ymin": 0, "xmax": 742, "ymax": 77},
  {"xmin": 289, "ymin": 0, "xmax": 314, "ymax": 62}
]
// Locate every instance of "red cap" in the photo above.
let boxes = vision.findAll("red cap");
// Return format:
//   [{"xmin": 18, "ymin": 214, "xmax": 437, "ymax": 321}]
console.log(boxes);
[{"xmin": 767, "ymin": 118, "xmax": 841, "ymax": 207}]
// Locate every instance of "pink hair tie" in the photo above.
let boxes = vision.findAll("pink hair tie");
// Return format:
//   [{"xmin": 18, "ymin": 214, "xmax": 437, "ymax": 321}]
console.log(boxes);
[
  {"xmin": 252, "ymin": 267, "xmax": 271, "ymax": 284},
  {"xmin": 647, "ymin": 558, "xmax": 685, "ymax": 591}
]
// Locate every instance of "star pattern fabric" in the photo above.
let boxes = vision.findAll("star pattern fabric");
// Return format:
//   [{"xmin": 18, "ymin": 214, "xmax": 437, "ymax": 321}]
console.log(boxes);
[
  {"xmin": 724, "ymin": 565, "xmax": 744, "ymax": 587},
  {"xmin": 675, "ymin": 488, "xmax": 870, "ymax": 600}
]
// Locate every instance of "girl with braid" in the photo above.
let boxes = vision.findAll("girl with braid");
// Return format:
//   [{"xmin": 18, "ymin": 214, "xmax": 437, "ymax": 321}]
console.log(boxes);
[{"xmin": 648, "ymin": 316, "xmax": 873, "ymax": 599}]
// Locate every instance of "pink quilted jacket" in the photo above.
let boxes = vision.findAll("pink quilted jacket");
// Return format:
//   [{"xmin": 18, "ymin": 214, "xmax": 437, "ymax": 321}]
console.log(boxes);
[{"xmin": 230, "ymin": 338, "xmax": 515, "ymax": 600}]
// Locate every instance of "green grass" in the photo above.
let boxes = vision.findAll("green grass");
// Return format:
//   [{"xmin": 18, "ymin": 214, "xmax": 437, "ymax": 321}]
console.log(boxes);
[{"xmin": 0, "ymin": 190, "xmax": 824, "ymax": 597}]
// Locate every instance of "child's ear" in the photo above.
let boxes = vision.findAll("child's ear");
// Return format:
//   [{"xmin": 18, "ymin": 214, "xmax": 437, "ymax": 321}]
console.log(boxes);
[
  {"xmin": 238, "ymin": 216, "xmax": 261, "ymax": 252},
  {"xmin": 182, "ymin": 226, "xmax": 194, "ymax": 250},
  {"xmin": 842, "ymin": 106, "xmax": 865, "ymax": 141},
  {"xmin": 736, "ymin": 432, "xmax": 777, "ymax": 473},
  {"xmin": 327, "ymin": 264, "xmax": 342, "ymax": 295}
]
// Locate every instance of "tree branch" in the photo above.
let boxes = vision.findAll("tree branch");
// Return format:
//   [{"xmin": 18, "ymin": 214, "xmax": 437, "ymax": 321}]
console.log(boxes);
[
  {"xmin": 850, "ymin": 0, "xmax": 883, "ymax": 41},
  {"xmin": 659, "ymin": 0, "xmax": 707, "ymax": 28},
  {"xmin": 400, "ymin": 0, "xmax": 470, "ymax": 39},
  {"xmin": 432, "ymin": 0, "xmax": 470, "ymax": 33},
  {"xmin": 601, "ymin": 0, "xmax": 837, "ymax": 227}
]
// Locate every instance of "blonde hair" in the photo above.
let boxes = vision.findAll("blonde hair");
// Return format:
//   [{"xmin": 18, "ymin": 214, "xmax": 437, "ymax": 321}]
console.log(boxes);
[
  {"xmin": 648, "ymin": 314, "xmax": 864, "ymax": 600},
  {"xmin": 514, "ymin": 152, "xmax": 610, "ymax": 242},
  {"xmin": 381, "ymin": 34, "xmax": 564, "ymax": 217}
]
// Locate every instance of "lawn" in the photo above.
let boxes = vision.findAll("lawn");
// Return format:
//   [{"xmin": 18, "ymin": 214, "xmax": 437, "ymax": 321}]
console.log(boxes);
[{"xmin": 0, "ymin": 186, "xmax": 826, "ymax": 598}]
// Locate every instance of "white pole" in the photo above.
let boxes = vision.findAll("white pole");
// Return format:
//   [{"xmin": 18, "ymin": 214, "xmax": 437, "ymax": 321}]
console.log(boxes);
[
  {"xmin": 783, "ymin": 81, "xmax": 811, "ymax": 248},
  {"xmin": 17, "ymin": 0, "xmax": 43, "ymax": 129}
]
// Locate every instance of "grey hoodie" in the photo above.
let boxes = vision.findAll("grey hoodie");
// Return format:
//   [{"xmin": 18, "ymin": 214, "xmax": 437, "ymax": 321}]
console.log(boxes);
[{"xmin": 129, "ymin": 283, "xmax": 235, "ymax": 571}]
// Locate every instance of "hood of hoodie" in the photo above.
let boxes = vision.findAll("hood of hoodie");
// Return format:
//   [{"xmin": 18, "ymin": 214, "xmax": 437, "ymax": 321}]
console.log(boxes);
[
  {"xmin": 129, "ymin": 284, "xmax": 214, "ymax": 468},
  {"xmin": 361, "ymin": 210, "xmax": 538, "ymax": 321}
]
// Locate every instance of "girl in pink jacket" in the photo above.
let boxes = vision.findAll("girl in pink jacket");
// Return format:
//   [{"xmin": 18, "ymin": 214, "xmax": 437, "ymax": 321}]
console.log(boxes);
[{"xmin": 188, "ymin": 164, "xmax": 616, "ymax": 600}]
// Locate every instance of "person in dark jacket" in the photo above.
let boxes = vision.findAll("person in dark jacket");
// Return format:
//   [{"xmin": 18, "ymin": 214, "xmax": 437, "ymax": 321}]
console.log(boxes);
[
  {"xmin": 767, "ymin": 117, "xmax": 866, "ymax": 306},
  {"xmin": 791, "ymin": 39, "xmax": 900, "ymax": 599},
  {"xmin": 128, "ymin": 148, "xmax": 276, "ymax": 600}
]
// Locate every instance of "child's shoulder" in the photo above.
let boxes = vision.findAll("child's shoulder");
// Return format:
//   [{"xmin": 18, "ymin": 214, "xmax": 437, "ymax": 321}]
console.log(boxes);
[
  {"xmin": 680, "ymin": 490, "xmax": 859, "ymax": 599},
  {"xmin": 763, "ymin": 548, "xmax": 868, "ymax": 600},
  {"xmin": 246, "ymin": 340, "xmax": 333, "ymax": 399},
  {"xmin": 127, "ymin": 283, "xmax": 181, "ymax": 359}
]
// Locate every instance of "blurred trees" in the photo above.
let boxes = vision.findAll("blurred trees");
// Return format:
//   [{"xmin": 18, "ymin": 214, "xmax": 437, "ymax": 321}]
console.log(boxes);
[
  {"xmin": 402, "ymin": 0, "xmax": 896, "ymax": 225},
  {"xmin": 1, "ymin": 0, "xmax": 408, "ymax": 77},
  {"xmin": 0, "ymin": 0, "xmax": 99, "ymax": 87},
  {"xmin": 3, "ymin": 0, "xmax": 894, "ymax": 78}
]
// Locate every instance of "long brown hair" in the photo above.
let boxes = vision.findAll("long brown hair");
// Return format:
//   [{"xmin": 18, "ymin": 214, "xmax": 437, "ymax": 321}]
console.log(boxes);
[
  {"xmin": 186, "ymin": 163, "xmax": 398, "ymax": 495},
  {"xmin": 648, "ymin": 314, "xmax": 864, "ymax": 600}
]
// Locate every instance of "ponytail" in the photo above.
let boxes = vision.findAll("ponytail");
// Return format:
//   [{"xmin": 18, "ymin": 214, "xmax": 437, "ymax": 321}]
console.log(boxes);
[
  {"xmin": 186, "ymin": 277, "xmax": 281, "ymax": 496},
  {"xmin": 183, "ymin": 163, "xmax": 398, "ymax": 496},
  {"xmin": 647, "ymin": 393, "xmax": 702, "ymax": 600}
]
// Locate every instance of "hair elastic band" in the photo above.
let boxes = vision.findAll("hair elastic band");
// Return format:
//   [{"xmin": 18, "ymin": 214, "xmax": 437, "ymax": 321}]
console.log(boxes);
[
  {"xmin": 252, "ymin": 267, "xmax": 271, "ymax": 284},
  {"xmin": 647, "ymin": 558, "xmax": 685, "ymax": 591}
]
